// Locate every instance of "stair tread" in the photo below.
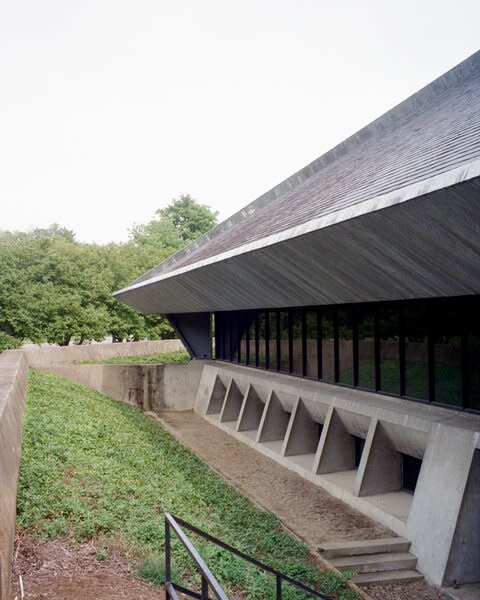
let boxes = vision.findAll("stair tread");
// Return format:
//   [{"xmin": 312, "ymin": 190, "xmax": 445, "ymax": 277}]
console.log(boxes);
[
  {"xmin": 352, "ymin": 569, "xmax": 424, "ymax": 585},
  {"xmin": 331, "ymin": 551, "xmax": 415, "ymax": 566},
  {"xmin": 319, "ymin": 537, "xmax": 410, "ymax": 558},
  {"xmin": 320, "ymin": 537, "xmax": 408, "ymax": 551}
]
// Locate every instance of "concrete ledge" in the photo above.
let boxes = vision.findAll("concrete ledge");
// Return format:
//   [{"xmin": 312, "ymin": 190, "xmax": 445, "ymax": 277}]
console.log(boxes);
[
  {"xmin": 24, "ymin": 339, "xmax": 184, "ymax": 368},
  {"xmin": 0, "ymin": 351, "xmax": 28, "ymax": 600}
]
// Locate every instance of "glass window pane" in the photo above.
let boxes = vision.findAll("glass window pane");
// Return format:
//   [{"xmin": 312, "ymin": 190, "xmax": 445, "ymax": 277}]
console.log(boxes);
[
  {"xmin": 279, "ymin": 311, "xmax": 289, "ymax": 372},
  {"xmin": 434, "ymin": 302, "xmax": 462, "ymax": 406},
  {"xmin": 466, "ymin": 298, "xmax": 480, "ymax": 411},
  {"xmin": 230, "ymin": 313, "xmax": 239, "ymax": 362},
  {"xmin": 321, "ymin": 309, "xmax": 335, "ymax": 382},
  {"xmin": 292, "ymin": 309, "xmax": 303, "ymax": 375},
  {"xmin": 258, "ymin": 311, "xmax": 266, "ymax": 369},
  {"xmin": 240, "ymin": 313, "xmax": 248, "ymax": 364},
  {"xmin": 404, "ymin": 304, "xmax": 429, "ymax": 401},
  {"xmin": 379, "ymin": 306, "xmax": 400, "ymax": 395},
  {"xmin": 306, "ymin": 310, "xmax": 318, "ymax": 378},
  {"xmin": 248, "ymin": 313, "xmax": 256, "ymax": 366},
  {"xmin": 338, "ymin": 308, "xmax": 354, "ymax": 385},
  {"xmin": 268, "ymin": 311, "xmax": 278, "ymax": 371},
  {"xmin": 357, "ymin": 308, "xmax": 375, "ymax": 390}
]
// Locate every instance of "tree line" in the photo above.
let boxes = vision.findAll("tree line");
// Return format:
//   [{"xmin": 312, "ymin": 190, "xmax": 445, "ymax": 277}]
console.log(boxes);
[{"xmin": 0, "ymin": 195, "xmax": 217, "ymax": 351}]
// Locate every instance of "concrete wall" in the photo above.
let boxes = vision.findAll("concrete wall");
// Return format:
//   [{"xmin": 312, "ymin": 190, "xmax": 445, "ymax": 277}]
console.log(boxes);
[
  {"xmin": 24, "ymin": 339, "xmax": 184, "ymax": 368},
  {"xmin": 0, "ymin": 351, "xmax": 28, "ymax": 600},
  {"xmin": 195, "ymin": 362, "xmax": 480, "ymax": 588},
  {"xmin": 42, "ymin": 360, "xmax": 204, "ymax": 413}
]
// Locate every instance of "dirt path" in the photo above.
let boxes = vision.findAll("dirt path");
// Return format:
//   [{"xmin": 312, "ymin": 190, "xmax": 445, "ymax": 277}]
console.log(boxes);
[
  {"xmin": 155, "ymin": 410, "xmax": 446, "ymax": 600},
  {"xmin": 10, "ymin": 532, "xmax": 163, "ymax": 600}
]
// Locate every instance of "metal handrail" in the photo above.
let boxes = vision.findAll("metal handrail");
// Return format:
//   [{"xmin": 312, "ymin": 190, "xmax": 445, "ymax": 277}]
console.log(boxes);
[
  {"xmin": 165, "ymin": 512, "xmax": 333, "ymax": 600},
  {"xmin": 165, "ymin": 512, "xmax": 229, "ymax": 600}
]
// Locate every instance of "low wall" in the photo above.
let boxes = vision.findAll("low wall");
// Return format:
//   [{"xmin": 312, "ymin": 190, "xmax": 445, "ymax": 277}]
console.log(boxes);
[
  {"xmin": 0, "ymin": 351, "xmax": 28, "ymax": 600},
  {"xmin": 24, "ymin": 339, "xmax": 184, "ymax": 368},
  {"xmin": 42, "ymin": 360, "xmax": 205, "ymax": 413}
]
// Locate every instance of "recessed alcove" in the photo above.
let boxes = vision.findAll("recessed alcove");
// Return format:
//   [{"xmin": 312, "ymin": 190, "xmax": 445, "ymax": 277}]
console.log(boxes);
[
  {"xmin": 206, "ymin": 374, "xmax": 228, "ymax": 415},
  {"xmin": 236, "ymin": 383, "xmax": 267, "ymax": 435},
  {"xmin": 220, "ymin": 379, "xmax": 245, "ymax": 425},
  {"xmin": 256, "ymin": 390, "xmax": 294, "ymax": 454}
]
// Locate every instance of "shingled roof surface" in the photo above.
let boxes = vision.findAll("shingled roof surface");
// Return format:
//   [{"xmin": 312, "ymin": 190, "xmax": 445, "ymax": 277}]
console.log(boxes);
[{"xmin": 135, "ymin": 51, "xmax": 480, "ymax": 285}]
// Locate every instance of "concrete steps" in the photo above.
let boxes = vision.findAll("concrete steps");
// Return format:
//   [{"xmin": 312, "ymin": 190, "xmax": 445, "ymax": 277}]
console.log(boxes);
[{"xmin": 318, "ymin": 537, "xmax": 424, "ymax": 586}]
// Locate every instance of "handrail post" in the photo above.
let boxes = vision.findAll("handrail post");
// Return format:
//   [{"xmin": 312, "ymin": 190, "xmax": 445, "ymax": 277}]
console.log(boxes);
[
  {"xmin": 276, "ymin": 573, "xmax": 282, "ymax": 600},
  {"xmin": 201, "ymin": 574, "xmax": 209, "ymax": 599},
  {"xmin": 165, "ymin": 517, "xmax": 171, "ymax": 598}
]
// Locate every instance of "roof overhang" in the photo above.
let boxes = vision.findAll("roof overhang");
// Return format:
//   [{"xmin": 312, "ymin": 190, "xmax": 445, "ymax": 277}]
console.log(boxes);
[{"xmin": 114, "ymin": 164, "xmax": 480, "ymax": 314}]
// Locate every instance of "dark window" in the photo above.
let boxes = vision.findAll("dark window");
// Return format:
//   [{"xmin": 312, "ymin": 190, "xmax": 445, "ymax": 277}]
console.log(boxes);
[
  {"xmin": 434, "ymin": 302, "xmax": 463, "ymax": 407},
  {"xmin": 240, "ymin": 313, "xmax": 248, "ymax": 364},
  {"xmin": 379, "ymin": 306, "xmax": 400, "ymax": 395},
  {"xmin": 279, "ymin": 311, "xmax": 289, "ymax": 372},
  {"xmin": 248, "ymin": 313, "xmax": 256, "ymax": 366},
  {"xmin": 467, "ymin": 310, "xmax": 480, "ymax": 411},
  {"xmin": 305, "ymin": 310, "xmax": 318, "ymax": 378},
  {"xmin": 257, "ymin": 311, "xmax": 266, "ymax": 369},
  {"xmin": 401, "ymin": 454, "xmax": 422, "ymax": 493},
  {"xmin": 268, "ymin": 311, "xmax": 278, "ymax": 371},
  {"xmin": 321, "ymin": 309, "xmax": 335, "ymax": 382},
  {"xmin": 338, "ymin": 308, "xmax": 354, "ymax": 385},
  {"xmin": 357, "ymin": 307, "xmax": 375, "ymax": 390},
  {"xmin": 291, "ymin": 309, "xmax": 303, "ymax": 376},
  {"xmin": 404, "ymin": 304, "xmax": 429, "ymax": 401}
]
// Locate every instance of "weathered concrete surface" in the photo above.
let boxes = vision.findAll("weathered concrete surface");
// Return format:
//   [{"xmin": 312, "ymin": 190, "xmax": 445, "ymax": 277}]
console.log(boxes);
[
  {"xmin": 407, "ymin": 425, "xmax": 480, "ymax": 587},
  {"xmin": 195, "ymin": 362, "xmax": 480, "ymax": 588},
  {"xmin": 24, "ymin": 339, "xmax": 184, "ymax": 368},
  {"xmin": 42, "ymin": 361, "xmax": 205, "ymax": 412},
  {"xmin": 0, "ymin": 350, "xmax": 28, "ymax": 600}
]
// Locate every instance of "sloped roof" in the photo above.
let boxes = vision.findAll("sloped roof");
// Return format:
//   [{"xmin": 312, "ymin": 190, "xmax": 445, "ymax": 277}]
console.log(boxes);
[{"xmin": 116, "ymin": 51, "xmax": 480, "ymax": 312}]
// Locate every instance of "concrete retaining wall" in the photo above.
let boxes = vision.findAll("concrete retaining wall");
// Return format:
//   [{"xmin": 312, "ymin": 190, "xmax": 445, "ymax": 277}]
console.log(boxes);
[
  {"xmin": 0, "ymin": 351, "xmax": 28, "ymax": 600},
  {"xmin": 41, "ymin": 360, "xmax": 205, "ymax": 413},
  {"xmin": 24, "ymin": 339, "xmax": 184, "ymax": 368}
]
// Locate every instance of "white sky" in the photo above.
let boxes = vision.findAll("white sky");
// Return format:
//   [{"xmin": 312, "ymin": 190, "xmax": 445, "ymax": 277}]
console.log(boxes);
[{"xmin": 1, "ymin": 1, "xmax": 479, "ymax": 244}]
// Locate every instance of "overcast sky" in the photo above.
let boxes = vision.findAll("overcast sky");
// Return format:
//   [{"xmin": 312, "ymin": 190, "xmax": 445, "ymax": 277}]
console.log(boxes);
[{"xmin": 1, "ymin": 1, "xmax": 478, "ymax": 244}]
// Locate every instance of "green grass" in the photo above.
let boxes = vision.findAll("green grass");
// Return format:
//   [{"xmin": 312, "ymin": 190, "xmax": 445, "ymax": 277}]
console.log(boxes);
[
  {"xmin": 81, "ymin": 349, "xmax": 190, "ymax": 365},
  {"xmin": 18, "ymin": 370, "xmax": 358, "ymax": 599}
]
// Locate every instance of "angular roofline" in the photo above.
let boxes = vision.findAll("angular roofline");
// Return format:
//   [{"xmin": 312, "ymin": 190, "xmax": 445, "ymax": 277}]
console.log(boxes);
[
  {"xmin": 127, "ymin": 49, "xmax": 480, "ymax": 288},
  {"xmin": 115, "ymin": 160, "xmax": 480, "ymax": 297}
]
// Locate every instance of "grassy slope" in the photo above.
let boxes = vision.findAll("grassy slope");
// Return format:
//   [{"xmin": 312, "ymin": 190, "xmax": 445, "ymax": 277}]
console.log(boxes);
[
  {"xmin": 18, "ymin": 370, "xmax": 358, "ymax": 600},
  {"xmin": 81, "ymin": 349, "xmax": 190, "ymax": 365}
]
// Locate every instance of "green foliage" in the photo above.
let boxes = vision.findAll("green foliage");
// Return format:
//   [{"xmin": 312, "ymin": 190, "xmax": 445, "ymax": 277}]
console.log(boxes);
[
  {"xmin": 131, "ymin": 194, "xmax": 218, "ymax": 248},
  {"xmin": 0, "ymin": 195, "xmax": 218, "ymax": 348},
  {"xmin": 82, "ymin": 349, "xmax": 190, "ymax": 365},
  {"xmin": 18, "ymin": 371, "xmax": 358, "ymax": 600}
]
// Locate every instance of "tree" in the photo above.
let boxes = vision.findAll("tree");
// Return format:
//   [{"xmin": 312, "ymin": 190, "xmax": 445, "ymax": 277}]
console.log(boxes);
[{"xmin": 0, "ymin": 195, "xmax": 218, "ymax": 350}]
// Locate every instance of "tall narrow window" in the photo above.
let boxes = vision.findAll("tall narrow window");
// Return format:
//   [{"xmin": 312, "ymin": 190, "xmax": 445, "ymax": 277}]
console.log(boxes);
[
  {"xmin": 268, "ymin": 311, "xmax": 278, "ymax": 371},
  {"xmin": 379, "ymin": 306, "xmax": 400, "ymax": 395},
  {"xmin": 404, "ymin": 304, "xmax": 429, "ymax": 401},
  {"xmin": 434, "ymin": 301, "xmax": 462, "ymax": 407},
  {"xmin": 357, "ymin": 307, "xmax": 375, "ymax": 390},
  {"xmin": 248, "ymin": 313, "xmax": 256, "ymax": 366},
  {"xmin": 291, "ymin": 309, "xmax": 303, "ymax": 375},
  {"xmin": 467, "ymin": 300, "xmax": 480, "ymax": 411},
  {"xmin": 305, "ymin": 309, "xmax": 318, "ymax": 378},
  {"xmin": 338, "ymin": 308, "xmax": 354, "ymax": 385},
  {"xmin": 240, "ymin": 313, "xmax": 248, "ymax": 365},
  {"xmin": 258, "ymin": 311, "xmax": 266, "ymax": 369},
  {"xmin": 279, "ymin": 311, "xmax": 289, "ymax": 372},
  {"xmin": 321, "ymin": 309, "xmax": 335, "ymax": 382}
]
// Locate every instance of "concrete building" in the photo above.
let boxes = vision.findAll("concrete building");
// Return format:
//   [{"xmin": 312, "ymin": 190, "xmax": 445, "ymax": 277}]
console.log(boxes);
[{"xmin": 115, "ymin": 52, "xmax": 480, "ymax": 588}]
